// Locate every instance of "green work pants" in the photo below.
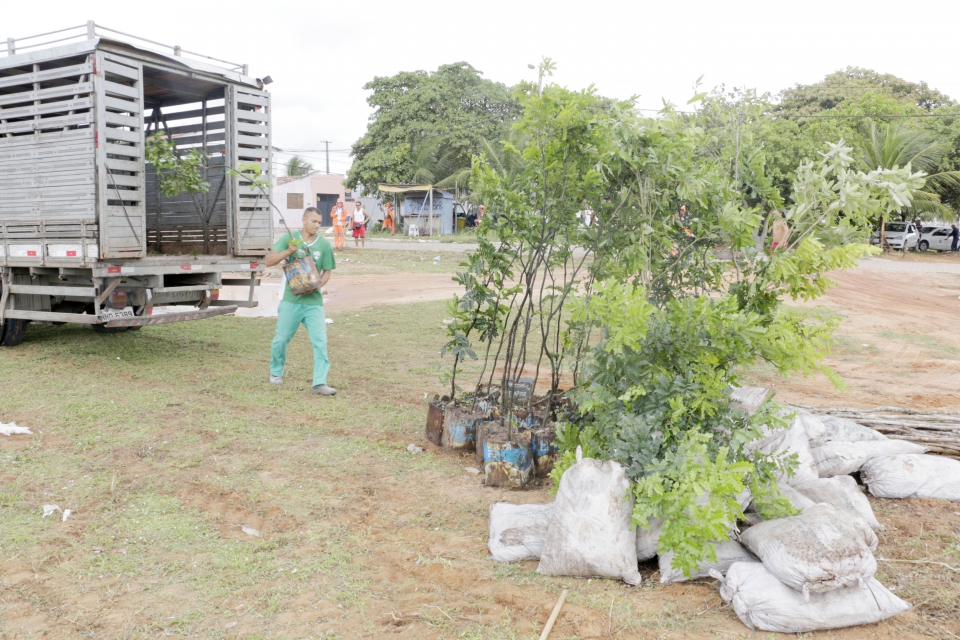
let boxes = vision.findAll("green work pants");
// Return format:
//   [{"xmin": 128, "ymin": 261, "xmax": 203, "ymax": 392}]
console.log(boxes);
[{"xmin": 270, "ymin": 300, "xmax": 330, "ymax": 386}]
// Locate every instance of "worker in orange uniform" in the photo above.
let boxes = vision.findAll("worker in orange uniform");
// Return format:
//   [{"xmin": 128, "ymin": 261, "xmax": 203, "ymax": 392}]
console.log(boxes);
[
  {"xmin": 331, "ymin": 199, "xmax": 346, "ymax": 250},
  {"xmin": 382, "ymin": 202, "xmax": 396, "ymax": 235}
]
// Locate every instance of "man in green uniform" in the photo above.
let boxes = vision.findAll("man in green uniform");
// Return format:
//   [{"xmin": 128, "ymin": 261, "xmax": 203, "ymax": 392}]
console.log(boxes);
[{"xmin": 264, "ymin": 207, "xmax": 337, "ymax": 395}]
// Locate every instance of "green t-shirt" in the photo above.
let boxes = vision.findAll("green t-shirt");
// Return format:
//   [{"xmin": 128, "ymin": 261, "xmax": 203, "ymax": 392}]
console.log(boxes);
[{"xmin": 272, "ymin": 231, "xmax": 336, "ymax": 305}]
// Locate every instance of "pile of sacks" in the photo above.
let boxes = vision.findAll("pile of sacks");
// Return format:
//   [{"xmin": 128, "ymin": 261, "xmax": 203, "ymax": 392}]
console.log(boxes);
[{"xmin": 487, "ymin": 395, "xmax": 960, "ymax": 633}]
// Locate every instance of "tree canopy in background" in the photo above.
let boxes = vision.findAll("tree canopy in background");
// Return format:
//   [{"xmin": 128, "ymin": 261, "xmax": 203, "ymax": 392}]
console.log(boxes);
[
  {"xmin": 346, "ymin": 63, "xmax": 520, "ymax": 194},
  {"xmin": 346, "ymin": 62, "xmax": 959, "ymax": 218},
  {"xmin": 695, "ymin": 67, "xmax": 960, "ymax": 216},
  {"xmin": 777, "ymin": 67, "xmax": 954, "ymax": 114}
]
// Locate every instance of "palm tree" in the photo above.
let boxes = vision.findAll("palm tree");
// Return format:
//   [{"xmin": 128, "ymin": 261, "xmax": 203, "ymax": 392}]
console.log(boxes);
[
  {"xmin": 434, "ymin": 131, "xmax": 529, "ymax": 196},
  {"xmin": 860, "ymin": 121, "xmax": 960, "ymax": 220},
  {"xmin": 285, "ymin": 155, "xmax": 314, "ymax": 177}
]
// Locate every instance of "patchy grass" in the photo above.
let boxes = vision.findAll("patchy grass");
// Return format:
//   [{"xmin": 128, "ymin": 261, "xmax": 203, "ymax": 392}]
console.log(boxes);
[
  {"xmin": 2, "ymin": 251, "xmax": 958, "ymax": 638},
  {"xmin": 331, "ymin": 248, "xmax": 470, "ymax": 276}
]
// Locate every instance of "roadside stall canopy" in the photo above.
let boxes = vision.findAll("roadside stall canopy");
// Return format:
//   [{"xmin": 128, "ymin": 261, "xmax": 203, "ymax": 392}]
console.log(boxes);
[
  {"xmin": 377, "ymin": 184, "xmax": 453, "ymax": 235},
  {"xmin": 377, "ymin": 184, "xmax": 435, "ymax": 193}
]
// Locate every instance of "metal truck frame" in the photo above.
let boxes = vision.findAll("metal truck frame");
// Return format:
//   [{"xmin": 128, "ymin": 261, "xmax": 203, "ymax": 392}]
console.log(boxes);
[{"xmin": 0, "ymin": 22, "xmax": 274, "ymax": 345}]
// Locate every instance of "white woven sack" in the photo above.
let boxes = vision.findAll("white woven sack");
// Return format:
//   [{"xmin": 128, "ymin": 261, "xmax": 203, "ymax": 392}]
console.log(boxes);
[
  {"xmin": 811, "ymin": 440, "xmax": 928, "ymax": 477},
  {"xmin": 716, "ymin": 562, "xmax": 910, "ymax": 633},
  {"xmin": 779, "ymin": 483, "xmax": 817, "ymax": 511},
  {"xmin": 488, "ymin": 502, "xmax": 554, "ymax": 562},
  {"xmin": 635, "ymin": 517, "xmax": 663, "ymax": 561},
  {"xmin": 538, "ymin": 447, "xmax": 642, "ymax": 585},
  {"xmin": 796, "ymin": 411, "xmax": 828, "ymax": 448},
  {"xmin": 738, "ymin": 503, "xmax": 878, "ymax": 597},
  {"xmin": 861, "ymin": 454, "xmax": 960, "ymax": 502},
  {"xmin": 794, "ymin": 476, "xmax": 882, "ymax": 530},
  {"xmin": 659, "ymin": 540, "xmax": 758, "ymax": 583},
  {"xmin": 748, "ymin": 419, "xmax": 819, "ymax": 486},
  {"xmin": 819, "ymin": 415, "xmax": 886, "ymax": 443}
]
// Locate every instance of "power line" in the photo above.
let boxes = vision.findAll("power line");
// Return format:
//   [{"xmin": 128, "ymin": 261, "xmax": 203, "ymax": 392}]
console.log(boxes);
[{"xmin": 774, "ymin": 112, "xmax": 959, "ymax": 119}]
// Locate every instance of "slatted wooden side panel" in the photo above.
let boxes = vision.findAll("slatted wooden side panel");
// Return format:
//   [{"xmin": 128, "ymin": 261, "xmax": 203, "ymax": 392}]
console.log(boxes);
[
  {"xmin": 0, "ymin": 56, "xmax": 96, "ymax": 223},
  {"xmin": 227, "ymin": 86, "xmax": 273, "ymax": 255},
  {"xmin": 95, "ymin": 52, "xmax": 146, "ymax": 258},
  {"xmin": 144, "ymin": 102, "xmax": 229, "ymax": 252}
]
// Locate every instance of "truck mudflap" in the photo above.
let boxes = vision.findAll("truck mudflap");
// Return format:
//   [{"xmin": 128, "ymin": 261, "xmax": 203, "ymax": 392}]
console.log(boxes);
[{"xmin": 103, "ymin": 305, "xmax": 239, "ymax": 328}]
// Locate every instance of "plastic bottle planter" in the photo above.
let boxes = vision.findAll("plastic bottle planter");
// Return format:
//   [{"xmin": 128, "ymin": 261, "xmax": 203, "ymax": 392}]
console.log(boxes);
[
  {"xmin": 504, "ymin": 378, "xmax": 535, "ymax": 407},
  {"xmin": 508, "ymin": 411, "xmax": 543, "ymax": 433},
  {"xmin": 531, "ymin": 427, "xmax": 559, "ymax": 477},
  {"xmin": 425, "ymin": 397, "xmax": 445, "ymax": 446},
  {"xmin": 441, "ymin": 406, "xmax": 484, "ymax": 453},
  {"xmin": 475, "ymin": 420, "xmax": 490, "ymax": 466},
  {"xmin": 483, "ymin": 434, "xmax": 534, "ymax": 489}
]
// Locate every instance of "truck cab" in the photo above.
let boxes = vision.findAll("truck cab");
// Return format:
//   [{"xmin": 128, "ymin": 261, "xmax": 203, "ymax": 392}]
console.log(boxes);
[{"xmin": 0, "ymin": 22, "xmax": 273, "ymax": 345}]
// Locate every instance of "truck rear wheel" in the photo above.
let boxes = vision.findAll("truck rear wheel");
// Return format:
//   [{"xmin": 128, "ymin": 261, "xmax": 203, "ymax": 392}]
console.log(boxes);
[
  {"xmin": 0, "ymin": 281, "xmax": 27, "ymax": 346},
  {"xmin": 0, "ymin": 318, "xmax": 27, "ymax": 346}
]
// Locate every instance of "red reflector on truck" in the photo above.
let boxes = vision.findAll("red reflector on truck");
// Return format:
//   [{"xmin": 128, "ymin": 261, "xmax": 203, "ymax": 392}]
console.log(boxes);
[
  {"xmin": 27, "ymin": 250, "xmax": 37, "ymax": 256},
  {"xmin": 108, "ymin": 267, "xmax": 121, "ymax": 274},
  {"xmin": 66, "ymin": 250, "xmax": 77, "ymax": 257},
  {"xmin": 250, "ymin": 263, "xmax": 259, "ymax": 269}
]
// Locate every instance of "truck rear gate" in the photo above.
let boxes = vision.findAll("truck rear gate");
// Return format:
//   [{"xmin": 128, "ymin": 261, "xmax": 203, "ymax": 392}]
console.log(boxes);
[{"xmin": 0, "ymin": 23, "xmax": 274, "ymax": 345}]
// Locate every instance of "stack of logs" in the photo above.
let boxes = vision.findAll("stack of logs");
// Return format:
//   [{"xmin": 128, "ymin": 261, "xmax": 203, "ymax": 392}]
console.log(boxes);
[{"xmin": 798, "ymin": 405, "xmax": 960, "ymax": 458}]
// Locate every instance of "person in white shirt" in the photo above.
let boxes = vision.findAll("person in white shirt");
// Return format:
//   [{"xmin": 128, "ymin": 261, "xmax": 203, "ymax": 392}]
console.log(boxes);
[{"xmin": 347, "ymin": 201, "xmax": 367, "ymax": 248}]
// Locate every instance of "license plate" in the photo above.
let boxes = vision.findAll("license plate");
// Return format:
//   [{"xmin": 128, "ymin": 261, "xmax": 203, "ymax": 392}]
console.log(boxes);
[{"xmin": 102, "ymin": 306, "xmax": 135, "ymax": 320}]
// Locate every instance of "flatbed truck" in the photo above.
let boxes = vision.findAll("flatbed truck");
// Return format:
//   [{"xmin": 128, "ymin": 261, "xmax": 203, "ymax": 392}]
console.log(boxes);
[{"xmin": 0, "ymin": 22, "xmax": 274, "ymax": 345}]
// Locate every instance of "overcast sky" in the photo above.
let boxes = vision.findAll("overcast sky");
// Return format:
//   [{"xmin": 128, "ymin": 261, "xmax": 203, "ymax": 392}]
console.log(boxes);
[{"xmin": 7, "ymin": 1, "xmax": 959, "ymax": 175}]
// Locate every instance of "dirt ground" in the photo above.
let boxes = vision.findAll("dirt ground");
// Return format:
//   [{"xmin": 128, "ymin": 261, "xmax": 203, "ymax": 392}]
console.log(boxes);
[
  {"xmin": 1, "ymin": 256, "xmax": 959, "ymax": 639},
  {"xmin": 748, "ymin": 262, "xmax": 960, "ymax": 410}
]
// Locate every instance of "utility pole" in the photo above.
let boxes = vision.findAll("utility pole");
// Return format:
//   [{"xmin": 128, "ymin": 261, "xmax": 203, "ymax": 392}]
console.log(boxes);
[{"xmin": 325, "ymin": 141, "xmax": 330, "ymax": 174}]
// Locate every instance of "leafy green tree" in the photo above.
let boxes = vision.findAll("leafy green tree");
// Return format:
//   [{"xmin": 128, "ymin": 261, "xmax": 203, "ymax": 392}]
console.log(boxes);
[
  {"xmin": 284, "ymin": 155, "xmax": 314, "ymax": 177},
  {"xmin": 346, "ymin": 63, "xmax": 520, "ymax": 193},
  {"xmin": 557, "ymin": 126, "xmax": 924, "ymax": 576}
]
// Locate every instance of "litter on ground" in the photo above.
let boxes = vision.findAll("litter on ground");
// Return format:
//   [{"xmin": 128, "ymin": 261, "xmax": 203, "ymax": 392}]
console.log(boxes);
[{"xmin": 0, "ymin": 422, "xmax": 32, "ymax": 436}]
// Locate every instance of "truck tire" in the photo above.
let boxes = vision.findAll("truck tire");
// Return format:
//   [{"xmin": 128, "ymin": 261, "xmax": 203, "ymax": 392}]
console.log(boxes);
[
  {"xmin": 0, "ymin": 280, "xmax": 28, "ymax": 346},
  {"xmin": 0, "ymin": 318, "xmax": 27, "ymax": 346}
]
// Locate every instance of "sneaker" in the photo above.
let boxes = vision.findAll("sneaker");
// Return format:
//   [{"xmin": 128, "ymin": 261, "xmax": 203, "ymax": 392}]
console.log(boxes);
[
  {"xmin": 312, "ymin": 384, "xmax": 337, "ymax": 396},
  {"xmin": 269, "ymin": 375, "xmax": 283, "ymax": 385}
]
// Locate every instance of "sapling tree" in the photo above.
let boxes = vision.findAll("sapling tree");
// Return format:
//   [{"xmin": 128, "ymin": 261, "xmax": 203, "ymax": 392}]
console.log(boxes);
[{"xmin": 441, "ymin": 59, "xmax": 624, "ymax": 424}]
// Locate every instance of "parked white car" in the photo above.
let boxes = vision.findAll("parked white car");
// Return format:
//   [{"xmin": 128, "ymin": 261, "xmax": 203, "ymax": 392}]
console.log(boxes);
[
  {"xmin": 870, "ymin": 222, "xmax": 920, "ymax": 251},
  {"xmin": 918, "ymin": 226, "xmax": 955, "ymax": 252}
]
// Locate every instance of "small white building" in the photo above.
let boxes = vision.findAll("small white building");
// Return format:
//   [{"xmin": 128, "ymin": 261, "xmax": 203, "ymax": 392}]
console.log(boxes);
[
  {"xmin": 272, "ymin": 174, "xmax": 392, "ymax": 233},
  {"xmin": 271, "ymin": 173, "xmax": 347, "ymax": 232}
]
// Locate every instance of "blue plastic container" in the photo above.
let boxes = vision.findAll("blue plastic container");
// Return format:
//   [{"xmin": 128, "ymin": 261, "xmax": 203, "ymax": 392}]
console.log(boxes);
[
  {"xmin": 442, "ymin": 407, "xmax": 481, "ymax": 453},
  {"xmin": 531, "ymin": 428, "xmax": 558, "ymax": 477},
  {"xmin": 483, "ymin": 436, "xmax": 534, "ymax": 488}
]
